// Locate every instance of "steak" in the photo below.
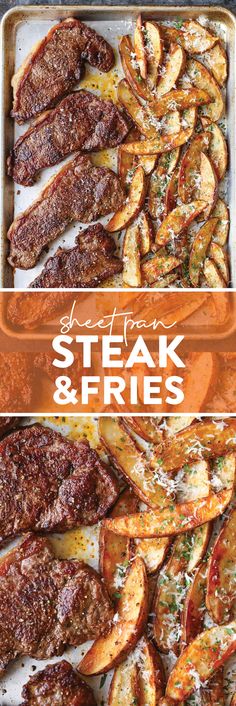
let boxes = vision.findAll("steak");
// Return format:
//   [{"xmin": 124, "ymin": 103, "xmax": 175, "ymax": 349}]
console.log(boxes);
[
  {"xmin": 0, "ymin": 534, "xmax": 113, "ymax": 674},
  {"xmin": 8, "ymin": 91, "xmax": 129, "ymax": 186},
  {"xmin": 0, "ymin": 423, "xmax": 119, "ymax": 543},
  {"xmin": 7, "ymin": 155, "xmax": 124, "ymax": 269},
  {"xmin": 11, "ymin": 18, "xmax": 114, "ymax": 123},
  {"xmin": 30, "ymin": 223, "xmax": 123, "ymax": 288},
  {"xmin": 20, "ymin": 660, "xmax": 97, "ymax": 706},
  {"xmin": 0, "ymin": 417, "xmax": 20, "ymax": 438}
]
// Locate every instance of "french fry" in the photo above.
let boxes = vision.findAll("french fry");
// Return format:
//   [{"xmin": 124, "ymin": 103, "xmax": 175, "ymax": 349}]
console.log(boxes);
[
  {"xmin": 135, "ymin": 536, "xmax": 170, "ymax": 575},
  {"xmin": 145, "ymin": 21, "xmax": 163, "ymax": 88},
  {"xmin": 153, "ymin": 88, "xmax": 211, "ymax": 117},
  {"xmin": 178, "ymin": 132, "xmax": 210, "ymax": 204},
  {"xmin": 99, "ymin": 417, "xmax": 168, "ymax": 508},
  {"xmin": 137, "ymin": 154, "xmax": 157, "ymax": 175},
  {"xmin": 186, "ymin": 58, "xmax": 224, "ymax": 123},
  {"xmin": 161, "ymin": 20, "xmax": 218, "ymax": 54},
  {"xmin": 212, "ymin": 198, "xmax": 230, "ymax": 246},
  {"xmin": 104, "ymin": 489, "xmax": 233, "ymax": 538},
  {"xmin": 119, "ymin": 35, "xmax": 153, "ymax": 101},
  {"xmin": 141, "ymin": 252, "xmax": 181, "ymax": 285},
  {"xmin": 205, "ymin": 123, "xmax": 228, "ymax": 181},
  {"xmin": 155, "ymin": 201, "xmax": 207, "ymax": 247},
  {"xmin": 118, "ymin": 127, "xmax": 140, "ymax": 189},
  {"xmin": 156, "ymin": 44, "xmax": 186, "ymax": 97},
  {"xmin": 134, "ymin": 15, "xmax": 147, "ymax": 80},
  {"xmin": 121, "ymin": 126, "xmax": 194, "ymax": 155},
  {"xmin": 136, "ymin": 636, "xmax": 165, "ymax": 705},
  {"xmin": 181, "ymin": 560, "xmax": 207, "ymax": 645},
  {"xmin": 199, "ymin": 152, "xmax": 218, "ymax": 219},
  {"xmin": 138, "ymin": 211, "xmax": 153, "ymax": 256},
  {"xmin": 208, "ymin": 242, "xmax": 229, "ymax": 284},
  {"xmin": 189, "ymin": 218, "xmax": 218, "ymax": 287},
  {"xmin": 106, "ymin": 166, "xmax": 146, "ymax": 232},
  {"xmin": 78, "ymin": 557, "xmax": 149, "ymax": 675},
  {"xmin": 117, "ymin": 79, "xmax": 160, "ymax": 139},
  {"xmin": 164, "ymin": 166, "xmax": 179, "ymax": 216},
  {"xmin": 148, "ymin": 150, "xmax": 180, "ymax": 220},
  {"xmin": 204, "ymin": 42, "xmax": 228, "ymax": 86},
  {"xmin": 99, "ymin": 487, "xmax": 138, "ymax": 600},
  {"xmin": 177, "ymin": 458, "xmax": 210, "ymax": 504},
  {"xmin": 206, "ymin": 505, "xmax": 236, "ymax": 623},
  {"xmin": 166, "ymin": 622, "xmax": 236, "ymax": 701},
  {"xmin": 108, "ymin": 659, "xmax": 140, "ymax": 706},
  {"xmin": 203, "ymin": 258, "xmax": 227, "ymax": 288},
  {"xmin": 124, "ymin": 415, "xmax": 162, "ymax": 444},
  {"xmin": 123, "ymin": 222, "xmax": 141, "ymax": 287},
  {"xmin": 159, "ymin": 418, "xmax": 236, "ymax": 472}
]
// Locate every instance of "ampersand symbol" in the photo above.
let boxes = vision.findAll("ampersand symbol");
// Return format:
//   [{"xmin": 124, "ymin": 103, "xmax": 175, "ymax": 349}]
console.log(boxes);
[{"xmin": 54, "ymin": 376, "xmax": 78, "ymax": 405}]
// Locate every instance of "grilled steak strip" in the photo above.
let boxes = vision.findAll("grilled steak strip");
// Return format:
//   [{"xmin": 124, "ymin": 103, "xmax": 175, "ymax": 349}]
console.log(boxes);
[
  {"xmin": 7, "ymin": 155, "xmax": 124, "ymax": 269},
  {"xmin": 0, "ymin": 534, "xmax": 113, "ymax": 674},
  {"xmin": 0, "ymin": 423, "xmax": 119, "ymax": 543},
  {"xmin": 7, "ymin": 91, "xmax": 129, "ymax": 186},
  {"xmin": 30, "ymin": 223, "xmax": 122, "ymax": 288},
  {"xmin": 20, "ymin": 660, "xmax": 97, "ymax": 706},
  {"xmin": 11, "ymin": 17, "xmax": 114, "ymax": 123}
]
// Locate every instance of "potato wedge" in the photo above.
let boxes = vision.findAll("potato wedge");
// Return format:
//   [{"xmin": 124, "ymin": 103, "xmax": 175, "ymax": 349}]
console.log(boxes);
[
  {"xmin": 182, "ymin": 560, "xmax": 207, "ymax": 645},
  {"xmin": 208, "ymin": 242, "xmax": 229, "ymax": 284},
  {"xmin": 117, "ymin": 79, "xmax": 160, "ymax": 139},
  {"xmin": 145, "ymin": 21, "xmax": 163, "ymax": 89},
  {"xmin": 78, "ymin": 556, "xmax": 149, "ymax": 675},
  {"xmin": 99, "ymin": 487, "xmax": 138, "ymax": 600},
  {"xmin": 166, "ymin": 622, "xmax": 236, "ymax": 701},
  {"xmin": 153, "ymin": 88, "xmax": 211, "ymax": 117},
  {"xmin": 203, "ymin": 258, "xmax": 227, "ymax": 288},
  {"xmin": 119, "ymin": 35, "xmax": 153, "ymax": 101},
  {"xmin": 104, "ymin": 489, "xmax": 233, "ymax": 539},
  {"xmin": 199, "ymin": 152, "xmax": 218, "ymax": 219},
  {"xmin": 135, "ymin": 536, "xmax": 170, "ymax": 574},
  {"xmin": 177, "ymin": 457, "xmax": 210, "ymax": 504},
  {"xmin": 206, "ymin": 505, "xmax": 236, "ymax": 624},
  {"xmin": 123, "ymin": 222, "xmax": 141, "ymax": 287},
  {"xmin": 137, "ymin": 637, "xmax": 165, "ymax": 704},
  {"xmin": 99, "ymin": 417, "xmax": 168, "ymax": 508},
  {"xmin": 124, "ymin": 415, "xmax": 162, "ymax": 444},
  {"xmin": 121, "ymin": 126, "xmax": 194, "ymax": 155},
  {"xmin": 159, "ymin": 699, "xmax": 183, "ymax": 706},
  {"xmin": 204, "ymin": 42, "xmax": 227, "ymax": 86},
  {"xmin": 141, "ymin": 252, "xmax": 180, "ymax": 285},
  {"xmin": 118, "ymin": 127, "xmax": 140, "ymax": 189},
  {"xmin": 164, "ymin": 416, "xmax": 196, "ymax": 436},
  {"xmin": 155, "ymin": 200, "xmax": 207, "ymax": 247},
  {"xmin": 156, "ymin": 44, "xmax": 186, "ymax": 97},
  {"xmin": 148, "ymin": 148, "xmax": 180, "ymax": 220},
  {"xmin": 205, "ymin": 123, "xmax": 228, "ymax": 181},
  {"xmin": 159, "ymin": 418, "xmax": 236, "ymax": 472},
  {"xmin": 189, "ymin": 219, "xmax": 218, "ymax": 286},
  {"xmin": 161, "ymin": 20, "xmax": 218, "ymax": 54},
  {"xmin": 212, "ymin": 199, "xmax": 230, "ymax": 246},
  {"xmin": 108, "ymin": 659, "xmax": 140, "ymax": 705},
  {"xmin": 178, "ymin": 132, "xmax": 210, "ymax": 204},
  {"xmin": 134, "ymin": 15, "xmax": 147, "ymax": 80},
  {"xmin": 138, "ymin": 211, "xmax": 153, "ymax": 256},
  {"xmin": 201, "ymin": 669, "xmax": 225, "ymax": 706},
  {"xmin": 231, "ymin": 694, "xmax": 236, "ymax": 706},
  {"xmin": 150, "ymin": 273, "xmax": 178, "ymax": 288},
  {"xmin": 173, "ymin": 352, "xmax": 217, "ymax": 413},
  {"xmin": 164, "ymin": 166, "xmax": 179, "ymax": 216},
  {"xmin": 107, "ymin": 166, "xmax": 146, "ymax": 232},
  {"xmin": 186, "ymin": 58, "xmax": 224, "ymax": 123},
  {"xmin": 137, "ymin": 154, "xmax": 157, "ymax": 175}
]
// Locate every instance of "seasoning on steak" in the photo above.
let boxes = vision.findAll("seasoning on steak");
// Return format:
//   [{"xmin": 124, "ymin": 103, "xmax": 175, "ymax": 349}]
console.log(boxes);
[
  {"xmin": 0, "ymin": 423, "xmax": 119, "ymax": 543},
  {"xmin": 20, "ymin": 660, "xmax": 97, "ymax": 706},
  {"xmin": 0, "ymin": 417, "xmax": 20, "ymax": 438},
  {"xmin": 0, "ymin": 533, "xmax": 113, "ymax": 674},
  {"xmin": 11, "ymin": 18, "xmax": 115, "ymax": 123},
  {"xmin": 30, "ymin": 223, "xmax": 123, "ymax": 288},
  {"xmin": 8, "ymin": 91, "xmax": 129, "ymax": 186},
  {"xmin": 7, "ymin": 155, "xmax": 125, "ymax": 269}
]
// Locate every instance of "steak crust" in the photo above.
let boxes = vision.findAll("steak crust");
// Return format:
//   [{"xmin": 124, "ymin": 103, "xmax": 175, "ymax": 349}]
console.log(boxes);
[
  {"xmin": 30, "ymin": 223, "xmax": 123, "ymax": 288},
  {"xmin": 11, "ymin": 18, "xmax": 114, "ymax": 123},
  {"xmin": 7, "ymin": 155, "xmax": 124, "ymax": 269},
  {"xmin": 0, "ymin": 423, "xmax": 119, "ymax": 543},
  {"xmin": 0, "ymin": 534, "xmax": 113, "ymax": 674},
  {"xmin": 8, "ymin": 91, "xmax": 129, "ymax": 186},
  {"xmin": 20, "ymin": 660, "xmax": 97, "ymax": 706}
]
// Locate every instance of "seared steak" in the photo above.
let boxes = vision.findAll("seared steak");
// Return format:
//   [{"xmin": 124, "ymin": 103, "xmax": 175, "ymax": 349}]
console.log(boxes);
[
  {"xmin": 7, "ymin": 155, "xmax": 124, "ymax": 269},
  {"xmin": 0, "ymin": 423, "xmax": 119, "ymax": 543},
  {"xmin": 20, "ymin": 661, "xmax": 97, "ymax": 706},
  {"xmin": 8, "ymin": 91, "xmax": 129, "ymax": 186},
  {"xmin": 11, "ymin": 18, "xmax": 114, "ymax": 123},
  {"xmin": 0, "ymin": 534, "xmax": 113, "ymax": 674},
  {"xmin": 31, "ymin": 224, "xmax": 123, "ymax": 287}
]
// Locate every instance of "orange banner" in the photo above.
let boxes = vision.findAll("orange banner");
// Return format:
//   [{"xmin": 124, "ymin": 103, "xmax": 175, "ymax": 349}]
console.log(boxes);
[{"xmin": 0, "ymin": 289, "xmax": 235, "ymax": 414}]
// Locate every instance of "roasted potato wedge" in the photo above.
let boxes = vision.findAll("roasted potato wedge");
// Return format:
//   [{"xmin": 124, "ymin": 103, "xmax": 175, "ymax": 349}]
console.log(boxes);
[
  {"xmin": 182, "ymin": 560, "xmax": 207, "ymax": 645},
  {"xmin": 145, "ymin": 21, "xmax": 163, "ymax": 88},
  {"xmin": 161, "ymin": 20, "xmax": 218, "ymax": 54},
  {"xmin": 107, "ymin": 166, "xmax": 146, "ymax": 232},
  {"xmin": 203, "ymin": 258, "xmax": 227, "ymax": 288},
  {"xmin": 124, "ymin": 415, "xmax": 162, "ymax": 444},
  {"xmin": 121, "ymin": 126, "xmax": 194, "ymax": 155},
  {"xmin": 141, "ymin": 252, "xmax": 181, "ymax": 285},
  {"xmin": 178, "ymin": 132, "xmax": 210, "ymax": 204},
  {"xmin": 212, "ymin": 198, "xmax": 230, "ymax": 246},
  {"xmin": 150, "ymin": 272, "xmax": 178, "ymax": 288},
  {"xmin": 159, "ymin": 418, "xmax": 236, "ymax": 472},
  {"xmin": 104, "ymin": 489, "xmax": 233, "ymax": 538},
  {"xmin": 164, "ymin": 166, "xmax": 179, "ymax": 216},
  {"xmin": 148, "ymin": 149, "xmax": 180, "ymax": 220},
  {"xmin": 208, "ymin": 242, "xmax": 229, "ymax": 284},
  {"xmin": 173, "ymin": 352, "xmax": 217, "ymax": 412},
  {"xmin": 108, "ymin": 659, "xmax": 140, "ymax": 705},
  {"xmin": 123, "ymin": 222, "xmax": 141, "ymax": 287},
  {"xmin": 136, "ymin": 636, "xmax": 165, "ymax": 705},
  {"xmin": 231, "ymin": 694, "xmax": 236, "ymax": 706},
  {"xmin": 201, "ymin": 669, "xmax": 225, "ymax": 706},
  {"xmin": 134, "ymin": 14, "xmax": 147, "ymax": 80},
  {"xmin": 204, "ymin": 42, "xmax": 227, "ymax": 86},
  {"xmin": 199, "ymin": 152, "xmax": 218, "ymax": 219},
  {"xmin": 186, "ymin": 58, "xmax": 224, "ymax": 123},
  {"xmin": 189, "ymin": 218, "xmax": 218, "ymax": 287},
  {"xmin": 206, "ymin": 505, "xmax": 236, "ymax": 623},
  {"xmin": 99, "ymin": 487, "xmax": 138, "ymax": 600},
  {"xmin": 156, "ymin": 44, "xmax": 186, "ymax": 97},
  {"xmin": 138, "ymin": 211, "xmax": 153, "ymax": 256},
  {"xmin": 154, "ymin": 88, "xmax": 211, "ymax": 117},
  {"xmin": 118, "ymin": 127, "xmax": 140, "ymax": 189},
  {"xmin": 159, "ymin": 699, "xmax": 183, "ymax": 706},
  {"xmin": 177, "ymin": 457, "xmax": 210, "ymax": 504},
  {"xmin": 78, "ymin": 557, "xmax": 149, "ymax": 675},
  {"xmin": 205, "ymin": 123, "xmax": 228, "ymax": 181},
  {"xmin": 135, "ymin": 536, "xmax": 170, "ymax": 574},
  {"xmin": 155, "ymin": 200, "xmax": 207, "ymax": 247},
  {"xmin": 138, "ymin": 154, "xmax": 158, "ymax": 175},
  {"xmin": 119, "ymin": 35, "xmax": 153, "ymax": 101},
  {"xmin": 166, "ymin": 622, "xmax": 236, "ymax": 701},
  {"xmin": 117, "ymin": 80, "xmax": 160, "ymax": 139},
  {"xmin": 164, "ymin": 416, "xmax": 196, "ymax": 436},
  {"xmin": 99, "ymin": 417, "xmax": 168, "ymax": 508}
]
